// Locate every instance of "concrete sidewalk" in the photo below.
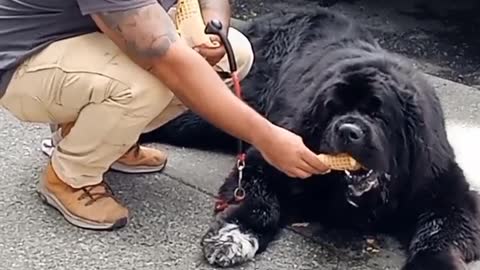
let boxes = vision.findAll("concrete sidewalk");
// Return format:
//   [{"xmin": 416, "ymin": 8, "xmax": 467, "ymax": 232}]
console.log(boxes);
[{"xmin": 0, "ymin": 73, "xmax": 479, "ymax": 269}]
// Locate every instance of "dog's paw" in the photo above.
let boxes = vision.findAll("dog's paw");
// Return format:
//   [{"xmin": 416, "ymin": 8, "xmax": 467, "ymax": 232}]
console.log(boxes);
[
  {"xmin": 201, "ymin": 222, "xmax": 259, "ymax": 267},
  {"xmin": 402, "ymin": 251, "xmax": 468, "ymax": 270}
]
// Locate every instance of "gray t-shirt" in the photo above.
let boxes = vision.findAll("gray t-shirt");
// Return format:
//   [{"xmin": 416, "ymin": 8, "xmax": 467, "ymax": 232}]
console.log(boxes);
[{"xmin": 0, "ymin": 0, "xmax": 177, "ymax": 96}]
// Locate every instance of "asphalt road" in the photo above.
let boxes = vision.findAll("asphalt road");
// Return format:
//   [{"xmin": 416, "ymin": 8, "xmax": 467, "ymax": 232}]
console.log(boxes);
[
  {"xmin": 231, "ymin": 0, "xmax": 480, "ymax": 88},
  {"xmin": 0, "ymin": 2, "xmax": 480, "ymax": 270}
]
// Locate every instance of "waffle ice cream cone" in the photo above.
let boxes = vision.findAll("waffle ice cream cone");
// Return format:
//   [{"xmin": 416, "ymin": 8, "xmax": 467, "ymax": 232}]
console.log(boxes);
[
  {"xmin": 174, "ymin": 0, "xmax": 219, "ymax": 48},
  {"xmin": 317, "ymin": 153, "xmax": 363, "ymax": 171}
]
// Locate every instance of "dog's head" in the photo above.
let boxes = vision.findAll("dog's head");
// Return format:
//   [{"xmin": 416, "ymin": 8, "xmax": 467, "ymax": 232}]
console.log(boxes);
[
  {"xmin": 289, "ymin": 55, "xmax": 451, "ymax": 199},
  {"xmin": 317, "ymin": 63, "xmax": 405, "ymax": 171}
]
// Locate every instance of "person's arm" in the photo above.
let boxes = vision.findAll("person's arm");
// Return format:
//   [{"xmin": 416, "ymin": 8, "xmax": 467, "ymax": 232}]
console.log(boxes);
[
  {"xmin": 90, "ymin": 3, "xmax": 267, "ymax": 145},
  {"xmin": 89, "ymin": 3, "xmax": 328, "ymax": 178}
]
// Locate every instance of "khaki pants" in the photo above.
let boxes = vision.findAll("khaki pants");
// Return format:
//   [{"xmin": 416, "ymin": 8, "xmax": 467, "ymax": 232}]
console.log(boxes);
[{"xmin": 0, "ymin": 28, "xmax": 254, "ymax": 188}]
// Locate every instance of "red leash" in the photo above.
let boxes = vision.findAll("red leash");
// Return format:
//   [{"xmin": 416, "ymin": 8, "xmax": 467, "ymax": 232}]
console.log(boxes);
[
  {"xmin": 213, "ymin": 72, "xmax": 246, "ymax": 213},
  {"xmin": 231, "ymin": 71, "xmax": 246, "ymax": 202},
  {"xmin": 205, "ymin": 20, "xmax": 248, "ymax": 212}
]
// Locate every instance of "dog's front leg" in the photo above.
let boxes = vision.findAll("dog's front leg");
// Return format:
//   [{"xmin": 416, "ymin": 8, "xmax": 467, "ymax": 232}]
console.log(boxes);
[
  {"xmin": 201, "ymin": 153, "xmax": 282, "ymax": 268},
  {"xmin": 402, "ymin": 190, "xmax": 480, "ymax": 270}
]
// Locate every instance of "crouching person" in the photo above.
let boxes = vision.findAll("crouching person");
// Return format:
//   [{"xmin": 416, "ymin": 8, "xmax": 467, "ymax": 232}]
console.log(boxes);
[{"xmin": 0, "ymin": 0, "xmax": 329, "ymax": 230}]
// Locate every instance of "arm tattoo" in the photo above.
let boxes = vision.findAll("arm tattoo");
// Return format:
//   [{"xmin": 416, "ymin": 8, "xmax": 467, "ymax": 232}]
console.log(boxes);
[{"xmin": 97, "ymin": 4, "xmax": 178, "ymax": 58}]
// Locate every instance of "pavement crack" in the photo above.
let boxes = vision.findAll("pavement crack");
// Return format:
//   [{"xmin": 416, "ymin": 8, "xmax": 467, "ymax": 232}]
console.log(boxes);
[{"xmin": 163, "ymin": 171, "xmax": 217, "ymax": 198}]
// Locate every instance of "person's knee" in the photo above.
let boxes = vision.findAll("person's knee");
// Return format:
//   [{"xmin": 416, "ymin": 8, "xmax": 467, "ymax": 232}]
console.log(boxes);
[
  {"xmin": 107, "ymin": 74, "xmax": 175, "ymax": 125},
  {"xmin": 124, "ymin": 85, "xmax": 175, "ymax": 123},
  {"xmin": 228, "ymin": 27, "xmax": 254, "ymax": 81}
]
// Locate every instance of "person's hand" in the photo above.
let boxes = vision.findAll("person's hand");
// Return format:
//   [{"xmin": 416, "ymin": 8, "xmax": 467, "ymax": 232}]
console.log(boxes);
[
  {"xmin": 193, "ymin": 35, "xmax": 226, "ymax": 66},
  {"xmin": 254, "ymin": 124, "xmax": 331, "ymax": 179}
]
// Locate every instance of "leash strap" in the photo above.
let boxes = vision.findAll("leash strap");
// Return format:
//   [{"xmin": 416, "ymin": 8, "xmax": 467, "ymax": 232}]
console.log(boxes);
[
  {"xmin": 203, "ymin": 20, "xmax": 247, "ymax": 205},
  {"xmin": 231, "ymin": 72, "xmax": 245, "ymax": 157},
  {"xmin": 213, "ymin": 72, "xmax": 246, "ymax": 213},
  {"xmin": 231, "ymin": 71, "xmax": 246, "ymax": 202}
]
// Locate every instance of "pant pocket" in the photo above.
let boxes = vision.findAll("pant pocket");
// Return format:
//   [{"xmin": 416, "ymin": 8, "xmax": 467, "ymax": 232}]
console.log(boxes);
[
  {"xmin": 1, "ymin": 92, "xmax": 57, "ymax": 123},
  {"xmin": 53, "ymin": 71, "xmax": 131, "ymax": 111}
]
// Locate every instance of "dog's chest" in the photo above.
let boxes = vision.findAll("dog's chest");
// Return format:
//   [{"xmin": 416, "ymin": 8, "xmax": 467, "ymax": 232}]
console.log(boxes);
[{"xmin": 282, "ymin": 180, "xmax": 393, "ymax": 231}]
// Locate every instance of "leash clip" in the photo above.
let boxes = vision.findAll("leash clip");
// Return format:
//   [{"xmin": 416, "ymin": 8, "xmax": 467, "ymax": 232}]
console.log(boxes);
[{"xmin": 234, "ymin": 157, "xmax": 246, "ymax": 201}]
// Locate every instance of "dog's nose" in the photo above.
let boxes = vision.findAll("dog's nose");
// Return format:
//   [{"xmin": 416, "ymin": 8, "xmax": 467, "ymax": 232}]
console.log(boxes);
[{"xmin": 338, "ymin": 123, "xmax": 364, "ymax": 143}]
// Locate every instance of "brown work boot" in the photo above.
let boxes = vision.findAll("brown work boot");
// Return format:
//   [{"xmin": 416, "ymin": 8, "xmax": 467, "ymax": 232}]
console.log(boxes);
[
  {"xmin": 41, "ymin": 122, "xmax": 168, "ymax": 174},
  {"xmin": 111, "ymin": 143, "xmax": 168, "ymax": 174},
  {"xmin": 37, "ymin": 162, "xmax": 129, "ymax": 230}
]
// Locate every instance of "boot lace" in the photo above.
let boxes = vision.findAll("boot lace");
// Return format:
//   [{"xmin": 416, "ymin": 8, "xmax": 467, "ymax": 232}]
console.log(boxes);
[{"xmin": 78, "ymin": 181, "xmax": 116, "ymax": 206}]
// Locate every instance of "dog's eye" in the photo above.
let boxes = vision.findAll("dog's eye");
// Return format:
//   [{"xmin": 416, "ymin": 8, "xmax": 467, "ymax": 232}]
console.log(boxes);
[
  {"xmin": 324, "ymin": 99, "xmax": 338, "ymax": 111},
  {"xmin": 361, "ymin": 96, "xmax": 383, "ymax": 118},
  {"xmin": 370, "ymin": 96, "xmax": 383, "ymax": 110}
]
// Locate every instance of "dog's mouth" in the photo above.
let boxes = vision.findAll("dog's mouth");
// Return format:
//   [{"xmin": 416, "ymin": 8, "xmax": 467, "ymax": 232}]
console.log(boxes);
[{"xmin": 344, "ymin": 168, "xmax": 380, "ymax": 197}]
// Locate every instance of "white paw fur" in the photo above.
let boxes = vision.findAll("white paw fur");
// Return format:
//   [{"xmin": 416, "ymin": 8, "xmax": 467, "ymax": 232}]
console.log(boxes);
[{"xmin": 202, "ymin": 223, "xmax": 259, "ymax": 267}]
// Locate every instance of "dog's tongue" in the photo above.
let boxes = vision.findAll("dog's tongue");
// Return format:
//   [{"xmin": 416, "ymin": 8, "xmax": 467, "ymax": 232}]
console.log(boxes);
[
  {"xmin": 345, "ymin": 170, "xmax": 379, "ymax": 197},
  {"xmin": 348, "ymin": 178, "xmax": 378, "ymax": 197}
]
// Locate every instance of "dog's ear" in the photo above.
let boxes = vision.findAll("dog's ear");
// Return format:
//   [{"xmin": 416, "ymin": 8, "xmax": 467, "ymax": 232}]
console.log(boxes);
[{"xmin": 396, "ymin": 74, "xmax": 454, "ymax": 182}]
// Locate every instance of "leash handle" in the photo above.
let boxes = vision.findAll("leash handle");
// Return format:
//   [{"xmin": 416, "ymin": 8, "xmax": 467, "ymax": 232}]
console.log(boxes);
[{"xmin": 204, "ymin": 19, "xmax": 237, "ymax": 72}]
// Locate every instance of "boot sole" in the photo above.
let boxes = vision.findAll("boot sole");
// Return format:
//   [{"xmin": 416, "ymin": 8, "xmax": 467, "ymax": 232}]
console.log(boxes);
[
  {"xmin": 41, "ymin": 138, "xmax": 167, "ymax": 174},
  {"xmin": 110, "ymin": 160, "xmax": 167, "ymax": 174},
  {"xmin": 37, "ymin": 183, "xmax": 128, "ymax": 231}
]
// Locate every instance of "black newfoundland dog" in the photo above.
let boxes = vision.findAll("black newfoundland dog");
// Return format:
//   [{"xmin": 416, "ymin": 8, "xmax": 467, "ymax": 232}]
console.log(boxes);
[{"xmin": 140, "ymin": 7, "xmax": 480, "ymax": 270}]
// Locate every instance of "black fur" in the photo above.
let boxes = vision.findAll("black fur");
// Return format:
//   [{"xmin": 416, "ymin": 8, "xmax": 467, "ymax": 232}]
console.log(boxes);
[{"xmin": 140, "ymin": 7, "xmax": 480, "ymax": 269}]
